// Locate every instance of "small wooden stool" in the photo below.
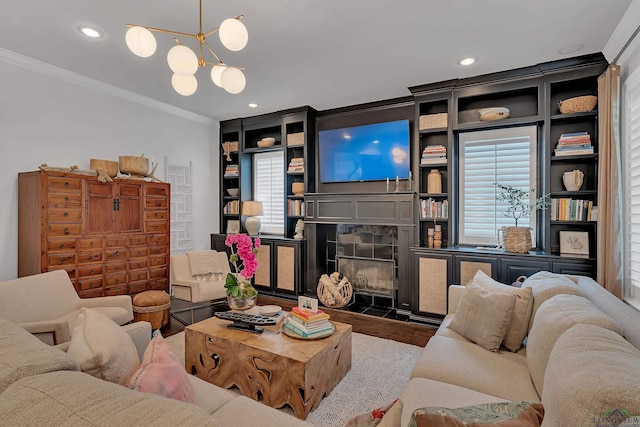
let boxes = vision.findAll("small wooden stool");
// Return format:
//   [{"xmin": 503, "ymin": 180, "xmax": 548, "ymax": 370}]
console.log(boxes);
[{"xmin": 132, "ymin": 290, "xmax": 171, "ymax": 330}]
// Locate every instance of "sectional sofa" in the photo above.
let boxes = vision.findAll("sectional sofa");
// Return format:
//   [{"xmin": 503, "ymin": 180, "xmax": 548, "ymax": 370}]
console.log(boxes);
[{"xmin": 390, "ymin": 271, "xmax": 640, "ymax": 426}]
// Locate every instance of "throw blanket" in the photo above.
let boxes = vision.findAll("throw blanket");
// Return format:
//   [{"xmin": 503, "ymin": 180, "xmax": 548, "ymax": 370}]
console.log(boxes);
[{"xmin": 187, "ymin": 250, "xmax": 224, "ymax": 281}]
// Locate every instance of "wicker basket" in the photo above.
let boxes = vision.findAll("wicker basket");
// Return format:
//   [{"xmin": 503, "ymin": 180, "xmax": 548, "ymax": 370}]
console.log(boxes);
[
  {"xmin": 502, "ymin": 227, "xmax": 532, "ymax": 254},
  {"xmin": 558, "ymin": 95, "xmax": 597, "ymax": 114},
  {"xmin": 317, "ymin": 273, "xmax": 353, "ymax": 308},
  {"xmin": 287, "ymin": 132, "xmax": 305, "ymax": 147},
  {"xmin": 419, "ymin": 113, "xmax": 448, "ymax": 130}
]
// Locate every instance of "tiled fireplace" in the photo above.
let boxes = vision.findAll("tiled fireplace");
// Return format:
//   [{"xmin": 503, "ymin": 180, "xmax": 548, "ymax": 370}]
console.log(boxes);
[{"xmin": 303, "ymin": 193, "xmax": 416, "ymax": 315}]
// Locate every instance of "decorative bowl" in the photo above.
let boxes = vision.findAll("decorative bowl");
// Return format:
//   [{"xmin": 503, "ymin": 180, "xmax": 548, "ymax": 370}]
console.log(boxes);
[
  {"xmin": 257, "ymin": 137, "xmax": 275, "ymax": 148},
  {"xmin": 119, "ymin": 155, "xmax": 149, "ymax": 176},
  {"xmin": 227, "ymin": 188, "xmax": 240, "ymax": 197},
  {"xmin": 227, "ymin": 295, "xmax": 257, "ymax": 311}
]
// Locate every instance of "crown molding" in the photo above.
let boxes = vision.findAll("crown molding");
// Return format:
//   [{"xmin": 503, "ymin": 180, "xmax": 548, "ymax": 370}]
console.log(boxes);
[{"xmin": 0, "ymin": 47, "xmax": 215, "ymax": 126}]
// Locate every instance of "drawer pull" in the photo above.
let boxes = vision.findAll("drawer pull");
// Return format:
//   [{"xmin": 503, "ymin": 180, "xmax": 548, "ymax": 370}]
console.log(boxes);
[
  {"xmin": 64, "ymin": 181, "xmax": 69, "ymax": 187},
  {"xmin": 154, "ymin": 212, "xmax": 159, "ymax": 217},
  {"xmin": 90, "ymin": 241, "xmax": 94, "ymax": 247},
  {"xmin": 63, "ymin": 227, "xmax": 70, "ymax": 235},
  {"xmin": 59, "ymin": 243, "xmax": 65, "ymax": 249},
  {"xmin": 64, "ymin": 196, "xmax": 69, "ymax": 202},
  {"xmin": 89, "ymin": 255, "xmax": 94, "ymax": 261},
  {"xmin": 114, "ymin": 250, "xmax": 119, "ymax": 258},
  {"xmin": 63, "ymin": 212, "xmax": 68, "ymax": 217},
  {"xmin": 90, "ymin": 269, "xmax": 94, "ymax": 274},
  {"xmin": 115, "ymin": 278, "xmax": 120, "ymax": 284},
  {"xmin": 60, "ymin": 258, "xmax": 66, "ymax": 264}
]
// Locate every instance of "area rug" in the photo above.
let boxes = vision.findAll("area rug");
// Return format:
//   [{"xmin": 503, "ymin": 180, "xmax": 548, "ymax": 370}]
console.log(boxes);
[{"xmin": 165, "ymin": 330, "xmax": 423, "ymax": 427}]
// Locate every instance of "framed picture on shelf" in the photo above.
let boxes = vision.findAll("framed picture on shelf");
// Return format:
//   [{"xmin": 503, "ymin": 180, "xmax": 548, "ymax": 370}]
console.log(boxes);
[
  {"xmin": 559, "ymin": 231, "xmax": 589, "ymax": 256},
  {"xmin": 226, "ymin": 220, "xmax": 240, "ymax": 234}
]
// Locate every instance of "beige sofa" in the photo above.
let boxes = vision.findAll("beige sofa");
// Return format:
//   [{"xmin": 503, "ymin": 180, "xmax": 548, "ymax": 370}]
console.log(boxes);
[
  {"xmin": 0, "ymin": 270, "xmax": 133, "ymax": 345},
  {"xmin": 0, "ymin": 318, "xmax": 309, "ymax": 426},
  {"xmin": 396, "ymin": 272, "xmax": 640, "ymax": 426}
]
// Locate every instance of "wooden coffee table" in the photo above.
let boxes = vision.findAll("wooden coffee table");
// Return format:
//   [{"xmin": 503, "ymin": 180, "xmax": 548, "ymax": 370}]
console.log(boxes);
[{"xmin": 184, "ymin": 313, "xmax": 352, "ymax": 420}]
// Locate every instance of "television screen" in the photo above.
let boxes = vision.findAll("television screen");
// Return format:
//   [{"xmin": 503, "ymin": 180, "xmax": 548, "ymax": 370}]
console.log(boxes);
[{"xmin": 318, "ymin": 119, "xmax": 410, "ymax": 183}]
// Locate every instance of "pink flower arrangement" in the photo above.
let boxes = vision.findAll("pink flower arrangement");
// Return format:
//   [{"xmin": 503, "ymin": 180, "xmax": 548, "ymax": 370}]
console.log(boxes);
[{"xmin": 224, "ymin": 233, "xmax": 260, "ymax": 299}]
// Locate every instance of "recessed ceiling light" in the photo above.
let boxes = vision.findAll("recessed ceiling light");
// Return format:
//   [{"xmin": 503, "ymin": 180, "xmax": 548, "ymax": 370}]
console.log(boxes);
[
  {"xmin": 78, "ymin": 26, "xmax": 103, "ymax": 38},
  {"xmin": 558, "ymin": 44, "xmax": 584, "ymax": 55},
  {"xmin": 248, "ymin": 103, "xmax": 258, "ymax": 108},
  {"xmin": 458, "ymin": 57, "xmax": 477, "ymax": 66}
]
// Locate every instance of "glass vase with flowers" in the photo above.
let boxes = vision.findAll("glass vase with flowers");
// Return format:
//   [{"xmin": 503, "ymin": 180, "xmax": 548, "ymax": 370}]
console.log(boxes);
[{"xmin": 224, "ymin": 233, "xmax": 260, "ymax": 310}]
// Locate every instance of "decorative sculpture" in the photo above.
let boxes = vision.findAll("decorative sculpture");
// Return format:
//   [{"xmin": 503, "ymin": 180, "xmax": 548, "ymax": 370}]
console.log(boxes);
[{"xmin": 294, "ymin": 219, "xmax": 304, "ymax": 240}]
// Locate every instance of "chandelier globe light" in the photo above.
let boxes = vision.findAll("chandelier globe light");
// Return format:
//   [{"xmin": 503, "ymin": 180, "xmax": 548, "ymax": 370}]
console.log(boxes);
[{"xmin": 125, "ymin": 0, "xmax": 247, "ymax": 96}]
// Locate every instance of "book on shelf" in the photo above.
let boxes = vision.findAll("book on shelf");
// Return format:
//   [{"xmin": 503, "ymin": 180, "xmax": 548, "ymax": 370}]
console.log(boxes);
[
  {"xmin": 421, "ymin": 145, "xmax": 447, "ymax": 164},
  {"xmin": 555, "ymin": 132, "xmax": 593, "ymax": 156},
  {"xmin": 287, "ymin": 199, "xmax": 305, "ymax": 216},
  {"xmin": 550, "ymin": 198, "xmax": 593, "ymax": 221},
  {"xmin": 554, "ymin": 148, "xmax": 594, "ymax": 156},
  {"xmin": 420, "ymin": 198, "xmax": 448, "ymax": 219},
  {"xmin": 288, "ymin": 157, "xmax": 305, "ymax": 172},
  {"xmin": 420, "ymin": 158, "xmax": 447, "ymax": 165},
  {"xmin": 224, "ymin": 164, "xmax": 239, "ymax": 177},
  {"xmin": 223, "ymin": 200, "xmax": 239, "ymax": 215}
]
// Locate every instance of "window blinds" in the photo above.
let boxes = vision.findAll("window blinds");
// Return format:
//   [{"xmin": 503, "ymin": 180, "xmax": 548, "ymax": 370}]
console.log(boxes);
[
  {"xmin": 253, "ymin": 151, "xmax": 285, "ymax": 235},
  {"xmin": 624, "ymin": 78, "xmax": 640, "ymax": 308},
  {"xmin": 458, "ymin": 126, "xmax": 538, "ymax": 246}
]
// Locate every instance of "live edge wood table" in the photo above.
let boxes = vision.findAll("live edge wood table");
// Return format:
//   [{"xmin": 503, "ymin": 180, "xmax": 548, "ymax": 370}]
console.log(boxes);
[{"xmin": 184, "ymin": 315, "xmax": 352, "ymax": 420}]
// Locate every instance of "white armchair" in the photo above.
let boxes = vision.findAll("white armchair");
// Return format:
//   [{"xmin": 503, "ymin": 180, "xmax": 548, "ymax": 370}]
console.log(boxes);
[
  {"xmin": 0, "ymin": 270, "xmax": 134, "ymax": 345},
  {"xmin": 170, "ymin": 251, "xmax": 230, "ymax": 324}
]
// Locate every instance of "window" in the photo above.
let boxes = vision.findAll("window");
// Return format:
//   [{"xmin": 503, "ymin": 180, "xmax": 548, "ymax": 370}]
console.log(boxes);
[
  {"xmin": 623, "ymin": 68, "xmax": 640, "ymax": 309},
  {"xmin": 253, "ymin": 151, "xmax": 285, "ymax": 235},
  {"xmin": 458, "ymin": 126, "xmax": 538, "ymax": 246}
]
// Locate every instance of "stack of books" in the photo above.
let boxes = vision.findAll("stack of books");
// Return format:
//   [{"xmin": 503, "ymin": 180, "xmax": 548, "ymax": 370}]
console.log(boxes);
[
  {"xmin": 224, "ymin": 164, "xmax": 239, "ymax": 177},
  {"xmin": 420, "ymin": 145, "xmax": 447, "ymax": 165},
  {"xmin": 554, "ymin": 132, "xmax": 594, "ymax": 156},
  {"xmin": 287, "ymin": 199, "xmax": 305, "ymax": 216},
  {"xmin": 283, "ymin": 307, "xmax": 333, "ymax": 338},
  {"xmin": 288, "ymin": 157, "xmax": 305, "ymax": 173}
]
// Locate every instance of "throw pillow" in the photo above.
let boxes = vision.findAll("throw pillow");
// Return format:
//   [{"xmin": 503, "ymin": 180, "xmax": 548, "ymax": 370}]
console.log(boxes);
[
  {"xmin": 467, "ymin": 270, "xmax": 534, "ymax": 352},
  {"xmin": 449, "ymin": 283, "xmax": 516, "ymax": 352},
  {"xmin": 409, "ymin": 401, "xmax": 544, "ymax": 427},
  {"xmin": 128, "ymin": 330, "xmax": 196, "ymax": 404},
  {"xmin": 67, "ymin": 307, "xmax": 140, "ymax": 386}
]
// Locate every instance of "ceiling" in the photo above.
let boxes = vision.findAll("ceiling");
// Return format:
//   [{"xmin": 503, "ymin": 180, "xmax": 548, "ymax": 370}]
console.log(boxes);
[{"xmin": 0, "ymin": 0, "xmax": 632, "ymax": 121}]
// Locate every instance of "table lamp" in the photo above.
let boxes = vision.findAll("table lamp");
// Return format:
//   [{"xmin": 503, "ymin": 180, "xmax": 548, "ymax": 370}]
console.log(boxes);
[{"xmin": 242, "ymin": 201, "xmax": 263, "ymax": 236}]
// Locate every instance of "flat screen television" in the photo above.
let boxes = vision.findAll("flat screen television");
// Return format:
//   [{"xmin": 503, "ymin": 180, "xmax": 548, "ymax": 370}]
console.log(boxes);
[{"xmin": 318, "ymin": 119, "xmax": 410, "ymax": 183}]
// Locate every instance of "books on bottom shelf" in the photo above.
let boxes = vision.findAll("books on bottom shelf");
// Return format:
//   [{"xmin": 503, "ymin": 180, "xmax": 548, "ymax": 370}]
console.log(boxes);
[
  {"xmin": 550, "ymin": 198, "xmax": 594, "ymax": 221},
  {"xmin": 420, "ymin": 198, "xmax": 448, "ymax": 219},
  {"xmin": 288, "ymin": 199, "xmax": 305, "ymax": 216}
]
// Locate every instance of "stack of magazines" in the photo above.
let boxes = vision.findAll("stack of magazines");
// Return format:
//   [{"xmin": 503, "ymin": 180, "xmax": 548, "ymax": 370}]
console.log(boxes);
[{"xmin": 554, "ymin": 132, "xmax": 593, "ymax": 156}]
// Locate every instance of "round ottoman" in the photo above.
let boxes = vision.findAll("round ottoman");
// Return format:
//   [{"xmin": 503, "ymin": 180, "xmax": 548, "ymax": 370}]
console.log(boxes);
[{"xmin": 132, "ymin": 290, "xmax": 171, "ymax": 330}]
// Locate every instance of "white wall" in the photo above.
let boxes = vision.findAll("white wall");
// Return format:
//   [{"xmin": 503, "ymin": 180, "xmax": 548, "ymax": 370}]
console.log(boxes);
[{"xmin": 0, "ymin": 56, "xmax": 220, "ymax": 280}]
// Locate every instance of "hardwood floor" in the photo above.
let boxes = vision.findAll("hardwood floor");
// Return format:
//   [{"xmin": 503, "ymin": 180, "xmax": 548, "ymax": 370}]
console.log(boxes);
[{"xmin": 161, "ymin": 295, "xmax": 436, "ymax": 347}]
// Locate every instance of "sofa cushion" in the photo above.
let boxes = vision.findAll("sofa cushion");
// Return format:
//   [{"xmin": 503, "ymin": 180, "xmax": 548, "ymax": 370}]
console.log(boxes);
[
  {"xmin": 212, "ymin": 395, "xmax": 310, "ymax": 427},
  {"xmin": 410, "ymin": 336, "xmax": 539, "ymax": 402},
  {"xmin": 449, "ymin": 283, "xmax": 516, "ymax": 352},
  {"xmin": 526, "ymin": 294, "xmax": 623, "ymax": 395},
  {"xmin": 409, "ymin": 401, "xmax": 544, "ymax": 426},
  {"xmin": 399, "ymin": 378, "xmax": 509, "ymax": 427},
  {"xmin": 520, "ymin": 271, "xmax": 583, "ymax": 330},
  {"xmin": 67, "ymin": 308, "xmax": 140, "ymax": 386},
  {"xmin": 128, "ymin": 330, "xmax": 196, "ymax": 403},
  {"xmin": 542, "ymin": 324, "xmax": 640, "ymax": 426},
  {"xmin": 436, "ymin": 314, "xmax": 471, "ymax": 342},
  {"xmin": 0, "ymin": 370, "xmax": 219, "ymax": 426},
  {"xmin": 466, "ymin": 270, "xmax": 534, "ymax": 352},
  {"xmin": 0, "ymin": 319, "xmax": 78, "ymax": 393}
]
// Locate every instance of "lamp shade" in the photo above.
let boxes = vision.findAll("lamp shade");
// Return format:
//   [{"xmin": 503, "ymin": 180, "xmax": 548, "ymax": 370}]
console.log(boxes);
[
  {"xmin": 242, "ymin": 201, "xmax": 263, "ymax": 217},
  {"xmin": 219, "ymin": 18, "xmax": 248, "ymax": 52},
  {"xmin": 221, "ymin": 67, "xmax": 246, "ymax": 94},
  {"xmin": 210, "ymin": 63, "xmax": 227, "ymax": 87},
  {"xmin": 171, "ymin": 73, "xmax": 197, "ymax": 96},
  {"xmin": 125, "ymin": 26, "xmax": 157, "ymax": 58},
  {"xmin": 167, "ymin": 45, "xmax": 198, "ymax": 75}
]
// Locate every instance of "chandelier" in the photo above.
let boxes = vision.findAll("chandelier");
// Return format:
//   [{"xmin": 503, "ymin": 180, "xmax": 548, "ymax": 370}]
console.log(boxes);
[{"xmin": 125, "ymin": 0, "xmax": 248, "ymax": 96}]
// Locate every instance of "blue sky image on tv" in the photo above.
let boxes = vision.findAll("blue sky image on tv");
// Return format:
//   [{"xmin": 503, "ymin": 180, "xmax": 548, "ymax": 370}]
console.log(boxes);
[{"xmin": 318, "ymin": 119, "xmax": 410, "ymax": 183}]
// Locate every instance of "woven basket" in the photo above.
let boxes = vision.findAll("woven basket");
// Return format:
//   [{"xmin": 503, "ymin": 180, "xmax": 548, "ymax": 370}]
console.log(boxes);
[
  {"xmin": 419, "ymin": 113, "xmax": 448, "ymax": 130},
  {"xmin": 558, "ymin": 95, "xmax": 597, "ymax": 114},
  {"xmin": 317, "ymin": 274, "xmax": 353, "ymax": 308},
  {"xmin": 502, "ymin": 226, "xmax": 532, "ymax": 254}
]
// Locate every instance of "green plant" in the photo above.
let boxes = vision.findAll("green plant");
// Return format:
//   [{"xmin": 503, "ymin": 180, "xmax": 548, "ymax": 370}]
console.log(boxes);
[{"xmin": 494, "ymin": 183, "xmax": 550, "ymax": 226}]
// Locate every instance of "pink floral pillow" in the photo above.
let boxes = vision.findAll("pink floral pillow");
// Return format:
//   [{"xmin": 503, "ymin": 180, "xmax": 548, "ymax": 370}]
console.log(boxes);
[{"xmin": 128, "ymin": 331, "xmax": 196, "ymax": 404}]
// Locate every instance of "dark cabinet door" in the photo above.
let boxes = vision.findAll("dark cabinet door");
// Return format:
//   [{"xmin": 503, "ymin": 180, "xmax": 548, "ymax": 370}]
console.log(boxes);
[
  {"xmin": 500, "ymin": 258, "xmax": 551, "ymax": 284},
  {"xmin": 552, "ymin": 261, "xmax": 595, "ymax": 278}
]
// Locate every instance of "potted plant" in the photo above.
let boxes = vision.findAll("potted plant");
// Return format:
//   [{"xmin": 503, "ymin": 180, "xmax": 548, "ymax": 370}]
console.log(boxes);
[
  {"xmin": 224, "ymin": 233, "xmax": 260, "ymax": 310},
  {"xmin": 495, "ymin": 183, "xmax": 550, "ymax": 253}
]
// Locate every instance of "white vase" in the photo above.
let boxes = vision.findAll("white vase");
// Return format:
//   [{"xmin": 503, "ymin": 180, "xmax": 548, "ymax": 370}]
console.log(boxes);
[{"xmin": 562, "ymin": 170, "xmax": 584, "ymax": 191}]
